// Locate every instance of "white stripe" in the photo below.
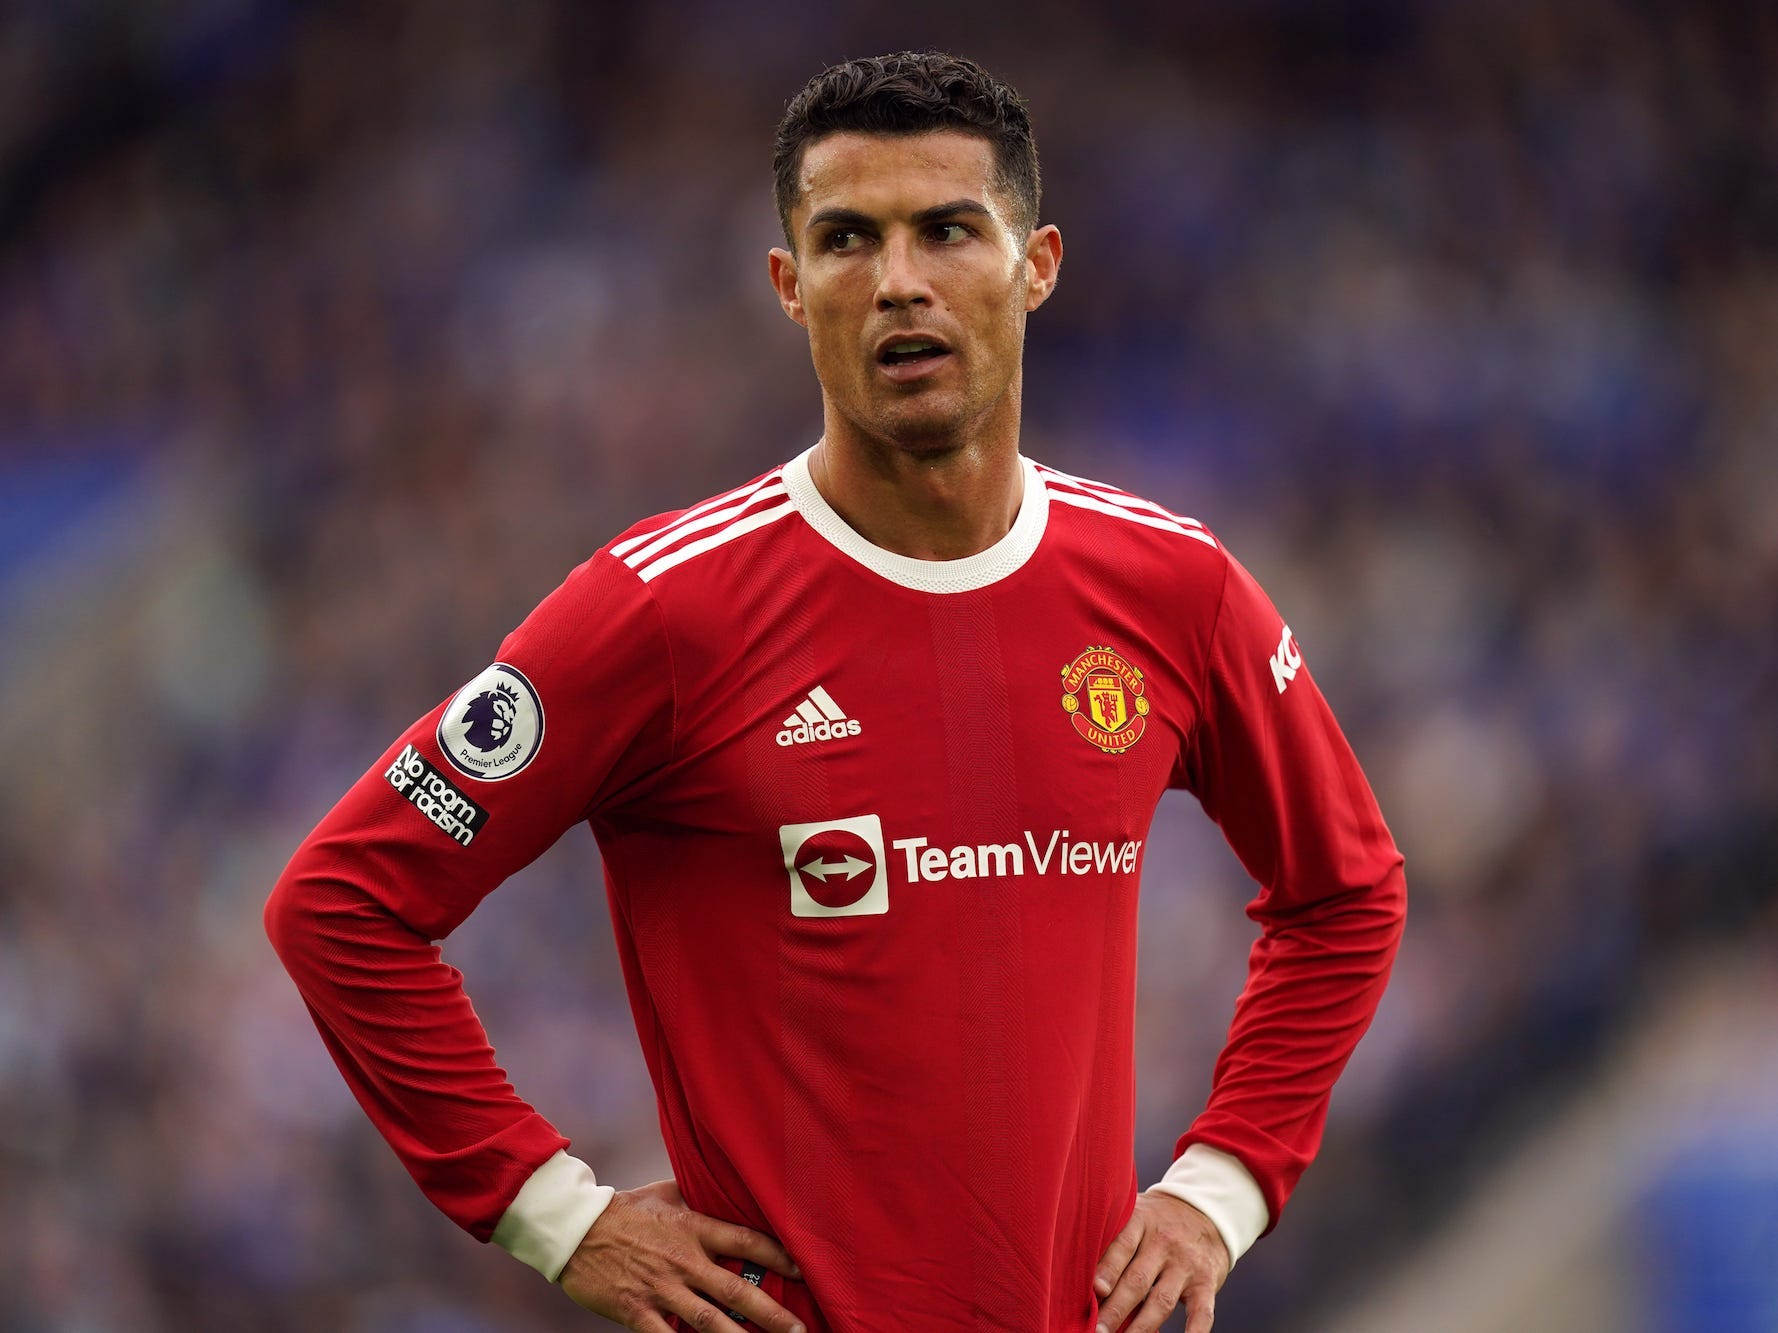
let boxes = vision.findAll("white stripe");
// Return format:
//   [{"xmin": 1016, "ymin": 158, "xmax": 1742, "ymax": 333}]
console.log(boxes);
[
  {"xmin": 620, "ymin": 481, "xmax": 787, "ymax": 569},
  {"xmin": 611, "ymin": 472, "xmax": 782, "ymax": 558},
  {"xmin": 1037, "ymin": 465, "xmax": 1207, "ymax": 529},
  {"xmin": 795, "ymin": 699, "xmax": 825, "ymax": 725},
  {"xmin": 783, "ymin": 713, "xmax": 801, "ymax": 728},
  {"xmin": 807, "ymin": 685, "xmax": 846, "ymax": 721},
  {"xmin": 1048, "ymin": 490, "xmax": 1219, "ymax": 547},
  {"xmin": 635, "ymin": 499, "xmax": 796, "ymax": 582}
]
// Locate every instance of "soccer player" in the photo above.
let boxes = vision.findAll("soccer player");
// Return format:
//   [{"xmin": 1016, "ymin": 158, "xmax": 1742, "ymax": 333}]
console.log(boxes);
[{"xmin": 267, "ymin": 51, "xmax": 1405, "ymax": 1333}]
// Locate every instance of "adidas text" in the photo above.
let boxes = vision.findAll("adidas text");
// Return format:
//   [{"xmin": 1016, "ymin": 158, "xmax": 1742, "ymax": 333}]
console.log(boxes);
[
  {"xmin": 777, "ymin": 717, "xmax": 863, "ymax": 746},
  {"xmin": 776, "ymin": 685, "xmax": 861, "ymax": 746}
]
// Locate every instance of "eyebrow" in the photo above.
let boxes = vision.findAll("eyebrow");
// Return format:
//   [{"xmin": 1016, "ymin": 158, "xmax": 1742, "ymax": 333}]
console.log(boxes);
[{"xmin": 804, "ymin": 198, "xmax": 993, "ymax": 234}]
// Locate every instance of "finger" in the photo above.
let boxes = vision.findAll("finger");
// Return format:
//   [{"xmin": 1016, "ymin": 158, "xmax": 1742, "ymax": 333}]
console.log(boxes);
[
  {"xmin": 1095, "ymin": 1245, "xmax": 1161, "ymax": 1333},
  {"xmin": 694, "ymin": 1262, "xmax": 806, "ymax": 1333},
  {"xmin": 1182, "ymin": 1277, "xmax": 1218, "ymax": 1333},
  {"xmin": 1125, "ymin": 1268, "xmax": 1186, "ymax": 1333},
  {"xmin": 697, "ymin": 1217, "xmax": 802, "ymax": 1280},
  {"xmin": 661, "ymin": 1285, "xmax": 748, "ymax": 1333},
  {"xmin": 1094, "ymin": 1218, "xmax": 1142, "ymax": 1299}
]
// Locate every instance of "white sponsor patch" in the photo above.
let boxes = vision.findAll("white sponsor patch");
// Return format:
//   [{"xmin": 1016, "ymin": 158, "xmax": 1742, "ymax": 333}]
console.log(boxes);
[
  {"xmin": 437, "ymin": 662, "xmax": 544, "ymax": 782},
  {"xmin": 779, "ymin": 815, "xmax": 888, "ymax": 918}
]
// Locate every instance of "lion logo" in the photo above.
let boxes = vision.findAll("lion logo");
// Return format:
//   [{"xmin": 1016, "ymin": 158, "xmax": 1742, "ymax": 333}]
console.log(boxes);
[
  {"xmin": 460, "ymin": 682, "xmax": 519, "ymax": 753},
  {"xmin": 437, "ymin": 663, "xmax": 544, "ymax": 781}
]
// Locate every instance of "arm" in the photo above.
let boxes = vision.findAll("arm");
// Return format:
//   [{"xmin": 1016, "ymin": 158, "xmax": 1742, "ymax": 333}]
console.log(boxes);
[
  {"xmin": 267, "ymin": 554, "xmax": 808, "ymax": 1332},
  {"xmin": 1095, "ymin": 550, "xmax": 1405, "ymax": 1333},
  {"xmin": 264, "ymin": 553, "xmax": 670, "ymax": 1265},
  {"xmin": 1167, "ymin": 551, "xmax": 1405, "ymax": 1238}
]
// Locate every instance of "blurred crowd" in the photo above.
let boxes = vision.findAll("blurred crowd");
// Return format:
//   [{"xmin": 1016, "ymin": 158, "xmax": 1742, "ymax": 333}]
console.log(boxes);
[{"xmin": 1, "ymin": 2, "xmax": 1774, "ymax": 1330}]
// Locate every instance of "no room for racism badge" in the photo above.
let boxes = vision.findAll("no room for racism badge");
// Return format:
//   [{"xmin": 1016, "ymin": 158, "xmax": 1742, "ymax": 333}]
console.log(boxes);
[{"xmin": 1060, "ymin": 645, "xmax": 1150, "ymax": 753}]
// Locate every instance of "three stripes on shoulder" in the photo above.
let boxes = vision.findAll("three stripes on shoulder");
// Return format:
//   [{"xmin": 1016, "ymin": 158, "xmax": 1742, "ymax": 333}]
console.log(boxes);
[{"xmin": 610, "ymin": 460, "xmax": 1217, "ymax": 587}]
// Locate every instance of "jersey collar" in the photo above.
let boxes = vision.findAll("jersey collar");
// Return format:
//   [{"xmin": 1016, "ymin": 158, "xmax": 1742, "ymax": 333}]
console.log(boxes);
[{"xmin": 782, "ymin": 443, "xmax": 1049, "ymax": 594}]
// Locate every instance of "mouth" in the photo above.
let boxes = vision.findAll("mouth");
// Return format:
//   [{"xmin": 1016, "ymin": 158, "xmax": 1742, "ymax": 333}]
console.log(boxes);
[{"xmin": 875, "ymin": 335, "xmax": 953, "ymax": 383}]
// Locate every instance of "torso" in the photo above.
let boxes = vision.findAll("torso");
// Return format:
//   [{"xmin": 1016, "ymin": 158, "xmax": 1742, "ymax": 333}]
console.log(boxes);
[{"xmin": 593, "ymin": 449, "xmax": 1227, "ymax": 1331}]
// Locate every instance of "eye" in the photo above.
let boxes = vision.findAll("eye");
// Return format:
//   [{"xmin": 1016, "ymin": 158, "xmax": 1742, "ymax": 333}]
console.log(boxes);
[
  {"xmin": 930, "ymin": 222, "xmax": 971, "ymax": 244},
  {"xmin": 826, "ymin": 229, "xmax": 867, "ymax": 253}
]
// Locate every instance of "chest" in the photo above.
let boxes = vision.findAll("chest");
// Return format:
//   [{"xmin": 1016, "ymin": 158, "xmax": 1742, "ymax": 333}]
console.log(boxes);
[{"xmin": 640, "ymin": 561, "xmax": 1194, "ymax": 854}]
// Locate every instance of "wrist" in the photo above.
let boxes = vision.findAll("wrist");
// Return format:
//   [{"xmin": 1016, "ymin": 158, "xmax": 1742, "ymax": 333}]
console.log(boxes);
[
  {"xmin": 491, "ymin": 1150, "xmax": 616, "ymax": 1281},
  {"xmin": 1144, "ymin": 1144, "xmax": 1268, "ymax": 1271}
]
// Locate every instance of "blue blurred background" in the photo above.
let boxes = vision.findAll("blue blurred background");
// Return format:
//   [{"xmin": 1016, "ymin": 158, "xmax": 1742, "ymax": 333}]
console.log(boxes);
[{"xmin": 2, "ymin": 2, "xmax": 1774, "ymax": 1330}]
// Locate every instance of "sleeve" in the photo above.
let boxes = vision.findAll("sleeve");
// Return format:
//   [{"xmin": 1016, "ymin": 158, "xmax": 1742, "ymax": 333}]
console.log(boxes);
[
  {"xmin": 264, "ymin": 551, "xmax": 675, "ymax": 1274},
  {"xmin": 1151, "ymin": 549, "xmax": 1406, "ymax": 1257}
]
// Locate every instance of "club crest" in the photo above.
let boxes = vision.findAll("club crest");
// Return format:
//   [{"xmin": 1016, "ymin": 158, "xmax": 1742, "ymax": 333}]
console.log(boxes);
[{"xmin": 1059, "ymin": 646, "xmax": 1150, "ymax": 753}]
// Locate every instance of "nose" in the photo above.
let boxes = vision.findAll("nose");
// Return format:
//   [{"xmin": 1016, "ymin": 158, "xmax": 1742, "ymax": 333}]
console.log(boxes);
[{"xmin": 874, "ymin": 234, "xmax": 932, "ymax": 311}]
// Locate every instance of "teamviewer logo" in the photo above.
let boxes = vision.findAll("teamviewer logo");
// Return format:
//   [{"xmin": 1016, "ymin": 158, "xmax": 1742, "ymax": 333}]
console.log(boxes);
[{"xmin": 779, "ymin": 815, "xmax": 888, "ymax": 918}]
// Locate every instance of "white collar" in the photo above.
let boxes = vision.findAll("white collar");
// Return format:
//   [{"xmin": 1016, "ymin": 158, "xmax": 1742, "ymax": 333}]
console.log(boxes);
[{"xmin": 782, "ymin": 443, "xmax": 1049, "ymax": 593}]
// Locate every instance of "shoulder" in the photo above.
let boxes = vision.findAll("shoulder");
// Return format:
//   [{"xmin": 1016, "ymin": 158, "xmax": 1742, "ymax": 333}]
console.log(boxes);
[
  {"xmin": 599, "ymin": 464, "xmax": 795, "ymax": 586},
  {"xmin": 1033, "ymin": 458, "xmax": 1229, "ymax": 587},
  {"xmin": 500, "ymin": 466, "xmax": 793, "ymax": 653}
]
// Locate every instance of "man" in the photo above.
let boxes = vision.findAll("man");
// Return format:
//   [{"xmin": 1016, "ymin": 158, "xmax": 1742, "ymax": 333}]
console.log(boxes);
[{"xmin": 267, "ymin": 51, "xmax": 1405, "ymax": 1333}]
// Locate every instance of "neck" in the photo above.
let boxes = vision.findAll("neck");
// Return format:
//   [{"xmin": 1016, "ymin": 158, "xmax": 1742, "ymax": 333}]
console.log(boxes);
[{"xmin": 811, "ymin": 404, "xmax": 1025, "ymax": 563}]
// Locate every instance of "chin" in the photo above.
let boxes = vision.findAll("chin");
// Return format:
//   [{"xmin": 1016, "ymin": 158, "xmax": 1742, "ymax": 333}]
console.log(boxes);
[
  {"xmin": 868, "ymin": 392, "xmax": 978, "ymax": 448},
  {"xmin": 870, "ymin": 413, "xmax": 972, "ymax": 457}
]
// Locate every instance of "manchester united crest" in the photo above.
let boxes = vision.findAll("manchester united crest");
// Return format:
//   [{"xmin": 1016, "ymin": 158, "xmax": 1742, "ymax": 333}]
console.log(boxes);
[{"xmin": 1059, "ymin": 646, "xmax": 1150, "ymax": 753}]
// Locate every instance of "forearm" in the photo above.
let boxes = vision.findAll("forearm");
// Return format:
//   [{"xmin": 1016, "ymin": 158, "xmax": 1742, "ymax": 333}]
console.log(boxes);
[
  {"xmin": 1177, "ymin": 857, "xmax": 1406, "ymax": 1227},
  {"xmin": 264, "ymin": 862, "xmax": 572, "ymax": 1241}
]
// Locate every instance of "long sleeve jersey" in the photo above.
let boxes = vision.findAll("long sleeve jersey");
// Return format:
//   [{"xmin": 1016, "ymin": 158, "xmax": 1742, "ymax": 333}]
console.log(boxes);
[{"xmin": 266, "ymin": 447, "xmax": 1406, "ymax": 1331}]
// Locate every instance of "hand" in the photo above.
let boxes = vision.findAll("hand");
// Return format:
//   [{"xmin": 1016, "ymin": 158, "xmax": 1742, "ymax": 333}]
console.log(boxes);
[
  {"xmin": 558, "ymin": 1179, "xmax": 806, "ymax": 1333},
  {"xmin": 1092, "ymin": 1192, "xmax": 1229, "ymax": 1333}
]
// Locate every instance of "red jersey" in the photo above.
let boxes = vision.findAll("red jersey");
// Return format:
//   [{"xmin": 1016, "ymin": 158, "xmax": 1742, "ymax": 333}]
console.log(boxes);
[{"xmin": 266, "ymin": 447, "xmax": 1405, "ymax": 1332}]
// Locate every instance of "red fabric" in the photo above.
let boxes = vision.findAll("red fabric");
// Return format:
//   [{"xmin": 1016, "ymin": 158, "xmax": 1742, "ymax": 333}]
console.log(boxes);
[{"xmin": 266, "ymin": 461, "xmax": 1404, "ymax": 1331}]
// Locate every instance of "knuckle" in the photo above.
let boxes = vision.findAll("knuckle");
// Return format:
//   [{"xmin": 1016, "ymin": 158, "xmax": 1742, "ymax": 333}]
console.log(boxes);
[
  {"xmin": 715, "ymin": 1273, "xmax": 747, "ymax": 1303},
  {"xmin": 729, "ymin": 1231, "xmax": 767, "ymax": 1260},
  {"xmin": 688, "ymin": 1305, "xmax": 719, "ymax": 1332}
]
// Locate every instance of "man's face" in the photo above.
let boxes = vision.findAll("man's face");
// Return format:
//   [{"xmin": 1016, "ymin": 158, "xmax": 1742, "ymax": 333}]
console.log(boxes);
[{"xmin": 769, "ymin": 131, "xmax": 1061, "ymax": 455}]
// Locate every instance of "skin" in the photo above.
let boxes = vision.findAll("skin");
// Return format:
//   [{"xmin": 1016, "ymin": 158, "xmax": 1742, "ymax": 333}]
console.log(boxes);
[
  {"xmin": 562, "ymin": 128, "xmax": 1230, "ymax": 1332},
  {"xmin": 561, "ymin": 1180, "xmax": 806, "ymax": 1333},
  {"xmin": 767, "ymin": 129, "xmax": 1059, "ymax": 560}
]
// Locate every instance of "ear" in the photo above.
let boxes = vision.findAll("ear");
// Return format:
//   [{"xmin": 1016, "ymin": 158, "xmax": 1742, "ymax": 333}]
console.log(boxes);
[
  {"xmin": 1023, "ymin": 224, "xmax": 1063, "ymax": 312},
  {"xmin": 768, "ymin": 247, "xmax": 807, "ymax": 327}
]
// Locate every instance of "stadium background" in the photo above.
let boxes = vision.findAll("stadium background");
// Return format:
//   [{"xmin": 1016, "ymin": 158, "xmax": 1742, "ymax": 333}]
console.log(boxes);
[{"xmin": 2, "ymin": 2, "xmax": 1774, "ymax": 1330}]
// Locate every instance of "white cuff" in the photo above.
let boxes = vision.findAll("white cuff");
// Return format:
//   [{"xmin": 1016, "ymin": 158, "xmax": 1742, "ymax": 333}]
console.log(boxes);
[
  {"xmin": 1144, "ymin": 1145, "xmax": 1269, "ymax": 1271},
  {"xmin": 491, "ymin": 1150, "xmax": 616, "ymax": 1281}
]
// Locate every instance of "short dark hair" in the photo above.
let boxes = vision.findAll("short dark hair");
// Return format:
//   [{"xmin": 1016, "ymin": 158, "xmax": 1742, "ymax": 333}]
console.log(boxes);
[{"xmin": 772, "ymin": 51, "xmax": 1041, "ymax": 250}]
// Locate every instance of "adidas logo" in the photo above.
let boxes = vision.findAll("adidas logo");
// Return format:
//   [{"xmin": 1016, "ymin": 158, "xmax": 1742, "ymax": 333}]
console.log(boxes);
[{"xmin": 775, "ymin": 685, "xmax": 862, "ymax": 747}]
